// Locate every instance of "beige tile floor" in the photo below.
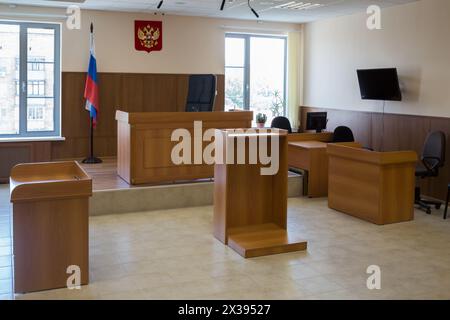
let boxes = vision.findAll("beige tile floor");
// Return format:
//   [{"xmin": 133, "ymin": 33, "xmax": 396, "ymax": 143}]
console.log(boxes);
[{"xmin": 1, "ymin": 184, "xmax": 450, "ymax": 300}]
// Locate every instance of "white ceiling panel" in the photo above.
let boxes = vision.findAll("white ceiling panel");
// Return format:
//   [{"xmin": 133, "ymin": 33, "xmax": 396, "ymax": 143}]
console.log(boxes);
[{"xmin": 0, "ymin": 0, "xmax": 421, "ymax": 23}]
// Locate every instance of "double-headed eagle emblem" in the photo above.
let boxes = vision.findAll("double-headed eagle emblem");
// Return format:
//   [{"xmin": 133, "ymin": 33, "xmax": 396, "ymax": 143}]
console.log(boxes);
[{"xmin": 137, "ymin": 25, "xmax": 160, "ymax": 49}]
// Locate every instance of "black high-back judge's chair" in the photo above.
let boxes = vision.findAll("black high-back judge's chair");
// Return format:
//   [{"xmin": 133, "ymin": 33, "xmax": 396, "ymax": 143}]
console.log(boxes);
[{"xmin": 185, "ymin": 74, "xmax": 217, "ymax": 112}]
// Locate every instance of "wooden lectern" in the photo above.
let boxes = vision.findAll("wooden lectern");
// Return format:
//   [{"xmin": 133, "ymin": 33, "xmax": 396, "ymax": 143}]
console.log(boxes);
[
  {"xmin": 10, "ymin": 161, "xmax": 92, "ymax": 293},
  {"xmin": 213, "ymin": 129, "xmax": 307, "ymax": 258}
]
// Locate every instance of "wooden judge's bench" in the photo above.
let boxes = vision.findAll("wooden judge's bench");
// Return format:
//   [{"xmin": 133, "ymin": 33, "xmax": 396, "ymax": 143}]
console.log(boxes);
[{"xmin": 115, "ymin": 110, "xmax": 253, "ymax": 185}]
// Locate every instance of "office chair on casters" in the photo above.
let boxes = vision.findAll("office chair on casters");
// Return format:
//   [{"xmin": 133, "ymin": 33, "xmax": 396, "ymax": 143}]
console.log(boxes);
[
  {"xmin": 332, "ymin": 126, "xmax": 374, "ymax": 151},
  {"xmin": 271, "ymin": 116, "xmax": 292, "ymax": 133},
  {"xmin": 415, "ymin": 131, "xmax": 446, "ymax": 214},
  {"xmin": 332, "ymin": 126, "xmax": 355, "ymax": 143},
  {"xmin": 185, "ymin": 74, "xmax": 217, "ymax": 112}
]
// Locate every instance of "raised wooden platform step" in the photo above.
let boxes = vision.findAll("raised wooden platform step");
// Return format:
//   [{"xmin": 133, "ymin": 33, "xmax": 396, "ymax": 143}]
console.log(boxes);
[
  {"xmin": 227, "ymin": 223, "xmax": 307, "ymax": 258},
  {"xmin": 77, "ymin": 158, "xmax": 303, "ymax": 215}
]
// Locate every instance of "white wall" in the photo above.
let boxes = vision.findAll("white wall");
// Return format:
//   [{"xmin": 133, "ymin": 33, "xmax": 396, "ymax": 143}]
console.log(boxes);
[
  {"xmin": 303, "ymin": 0, "xmax": 450, "ymax": 118},
  {"xmin": 0, "ymin": 5, "xmax": 300, "ymax": 74}
]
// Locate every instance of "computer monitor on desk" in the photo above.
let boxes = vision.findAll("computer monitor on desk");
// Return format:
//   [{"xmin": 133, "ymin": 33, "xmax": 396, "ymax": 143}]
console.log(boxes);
[{"xmin": 306, "ymin": 112, "xmax": 327, "ymax": 133}]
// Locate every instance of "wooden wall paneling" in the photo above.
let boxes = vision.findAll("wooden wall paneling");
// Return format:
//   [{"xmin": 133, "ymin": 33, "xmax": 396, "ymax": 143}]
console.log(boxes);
[
  {"xmin": 370, "ymin": 112, "xmax": 383, "ymax": 152},
  {"xmin": 51, "ymin": 72, "xmax": 225, "ymax": 160},
  {"xmin": 215, "ymin": 75, "xmax": 225, "ymax": 112},
  {"xmin": 2, "ymin": 72, "xmax": 225, "ymax": 172},
  {"xmin": 32, "ymin": 142, "xmax": 52, "ymax": 162},
  {"xmin": 52, "ymin": 72, "xmax": 86, "ymax": 160},
  {"xmin": 176, "ymin": 74, "xmax": 189, "ymax": 112},
  {"xmin": 96, "ymin": 73, "xmax": 122, "ymax": 146},
  {"xmin": 61, "ymin": 72, "xmax": 87, "ymax": 138},
  {"xmin": 142, "ymin": 74, "xmax": 178, "ymax": 112},
  {"xmin": 121, "ymin": 74, "xmax": 145, "ymax": 112},
  {"xmin": 374, "ymin": 114, "xmax": 430, "ymax": 152},
  {"xmin": 0, "ymin": 142, "xmax": 51, "ymax": 182}
]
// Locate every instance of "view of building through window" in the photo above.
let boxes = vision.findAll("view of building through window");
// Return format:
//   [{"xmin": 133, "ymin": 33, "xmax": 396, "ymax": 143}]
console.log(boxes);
[
  {"xmin": 0, "ymin": 24, "xmax": 19, "ymax": 135},
  {"xmin": 0, "ymin": 22, "xmax": 59, "ymax": 137},
  {"xmin": 225, "ymin": 34, "xmax": 287, "ymax": 126}
]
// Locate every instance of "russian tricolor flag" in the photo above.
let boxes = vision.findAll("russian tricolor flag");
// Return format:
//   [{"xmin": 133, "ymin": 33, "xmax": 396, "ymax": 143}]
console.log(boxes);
[{"xmin": 84, "ymin": 24, "xmax": 99, "ymax": 128}]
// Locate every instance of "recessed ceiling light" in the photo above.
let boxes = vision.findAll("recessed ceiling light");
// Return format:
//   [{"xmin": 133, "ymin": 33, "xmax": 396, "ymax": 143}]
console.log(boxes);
[{"xmin": 275, "ymin": 1, "xmax": 322, "ymax": 10}]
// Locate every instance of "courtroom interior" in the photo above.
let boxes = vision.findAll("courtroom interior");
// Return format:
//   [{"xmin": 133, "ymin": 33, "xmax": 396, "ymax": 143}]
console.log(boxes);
[{"xmin": 0, "ymin": 0, "xmax": 450, "ymax": 301}]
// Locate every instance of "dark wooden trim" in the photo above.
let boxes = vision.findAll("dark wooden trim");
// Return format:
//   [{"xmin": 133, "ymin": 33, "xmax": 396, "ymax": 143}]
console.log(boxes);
[{"xmin": 301, "ymin": 106, "xmax": 450, "ymax": 201}]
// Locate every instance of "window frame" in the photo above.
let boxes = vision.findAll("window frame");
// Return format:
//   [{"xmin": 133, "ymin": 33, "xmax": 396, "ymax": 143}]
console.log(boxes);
[
  {"xmin": 225, "ymin": 33, "xmax": 288, "ymax": 116},
  {"xmin": 0, "ymin": 20, "xmax": 61, "ymax": 139}
]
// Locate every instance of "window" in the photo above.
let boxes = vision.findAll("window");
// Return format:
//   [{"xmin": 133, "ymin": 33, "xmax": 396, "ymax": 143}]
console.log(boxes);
[
  {"xmin": 28, "ymin": 80, "xmax": 46, "ymax": 97},
  {"xmin": 27, "ymin": 105, "xmax": 44, "ymax": 120},
  {"xmin": 225, "ymin": 33, "xmax": 287, "ymax": 125},
  {"xmin": 29, "ymin": 57, "xmax": 45, "ymax": 71},
  {"xmin": 0, "ymin": 21, "xmax": 60, "ymax": 137}
]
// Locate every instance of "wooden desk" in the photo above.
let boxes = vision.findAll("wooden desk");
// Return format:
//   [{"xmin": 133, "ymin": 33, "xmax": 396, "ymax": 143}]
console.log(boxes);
[
  {"xmin": 10, "ymin": 161, "xmax": 92, "ymax": 293},
  {"xmin": 213, "ymin": 129, "xmax": 307, "ymax": 258},
  {"xmin": 288, "ymin": 140, "xmax": 361, "ymax": 197},
  {"xmin": 327, "ymin": 144, "xmax": 417, "ymax": 225},
  {"xmin": 116, "ymin": 110, "xmax": 253, "ymax": 185},
  {"xmin": 288, "ymin": 132, "xmax": 334, "ymax": 143}
]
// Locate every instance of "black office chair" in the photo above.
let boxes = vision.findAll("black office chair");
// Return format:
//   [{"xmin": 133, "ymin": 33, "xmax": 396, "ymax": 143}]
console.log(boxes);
[
  {"xmin": 185, "ymin": 74, "xmax": 217, "ymax": 112},
  {"xmin": 332, "ymin": 126, "xmax": 355, "ymax": 143},
  {"xmin": 271, "ymin": 116, "xmax": 292, "ymax": 133},
  {"xmin": 415, "ymin": 131, "xmax": 446, "ymax": 214}
]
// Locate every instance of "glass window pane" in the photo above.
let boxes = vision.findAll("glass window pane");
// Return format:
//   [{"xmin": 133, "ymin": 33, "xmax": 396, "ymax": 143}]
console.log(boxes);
[
  {"xmin": 249, "ymin": 37, "xmax": 286, "ymax": 126},
  {"xmin": 225, "ymin": 67, "xmax": 244, "ymax": 111},
  {"xmin": 0, "ymin": 24, "xmax": 20, "ymax": 134},
  {"xmin": 27, "ymin": 97, "xmax": 53, "ymax": 132},
  {"xmin": 27, "ymin": 28, "xmax": 55, "ymax": 132},
  {"xmin": 225, "ymin": 37, "xmax": 245, "ymax": 67},
  {"xmin": 27, "ymin": 28, "xmax": 54, "ymax": 62}
]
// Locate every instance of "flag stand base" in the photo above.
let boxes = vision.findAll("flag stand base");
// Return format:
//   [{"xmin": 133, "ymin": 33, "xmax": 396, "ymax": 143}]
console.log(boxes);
[
  {"xmin": 83, "ymin": 115, "xmax": 102, "ymax": 164},
  {"xmin": 82, "ymin": 157, "xmax": 103, "ymax": 164}
]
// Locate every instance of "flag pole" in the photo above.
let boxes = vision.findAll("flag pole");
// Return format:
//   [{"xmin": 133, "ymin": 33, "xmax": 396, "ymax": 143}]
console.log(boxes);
[{"xmin": 82, "ymin": 23, "xmax": 102, "ymax": 164}]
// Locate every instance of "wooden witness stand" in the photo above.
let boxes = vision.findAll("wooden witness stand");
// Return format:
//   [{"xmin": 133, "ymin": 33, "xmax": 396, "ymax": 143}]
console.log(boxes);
[
  {"xmin": 10, "ymin": 161, "xmax": 92, "ymax": 293},
  {"xmin": 327, "ymin": 144, "xmax": 417, "ymax": 225},
  {"xmin": 213, "ymin": 129, "xmax": 307, "ymax": 258}
]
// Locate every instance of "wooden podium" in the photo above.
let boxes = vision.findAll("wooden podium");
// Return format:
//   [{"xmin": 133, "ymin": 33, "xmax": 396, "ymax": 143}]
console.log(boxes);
[
  {"xmin": 213, "ymin": 129, "xmax": 307, "ymax": 258},
  {"xmin": 10, "ymin": 161, "xmax": 92, "ymax": 293}
]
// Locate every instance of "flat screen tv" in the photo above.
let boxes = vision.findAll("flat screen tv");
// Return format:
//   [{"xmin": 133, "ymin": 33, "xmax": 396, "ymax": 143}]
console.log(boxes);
[{"xmin": 357, "ymin": 68, "xmax": 402, "ymax": 101}]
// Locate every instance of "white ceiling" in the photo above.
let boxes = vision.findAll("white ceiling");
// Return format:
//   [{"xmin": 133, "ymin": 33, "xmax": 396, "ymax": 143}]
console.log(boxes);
[{"xmin": 0, "ymin": 0, "xmax": 420, "ymax": 23}]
